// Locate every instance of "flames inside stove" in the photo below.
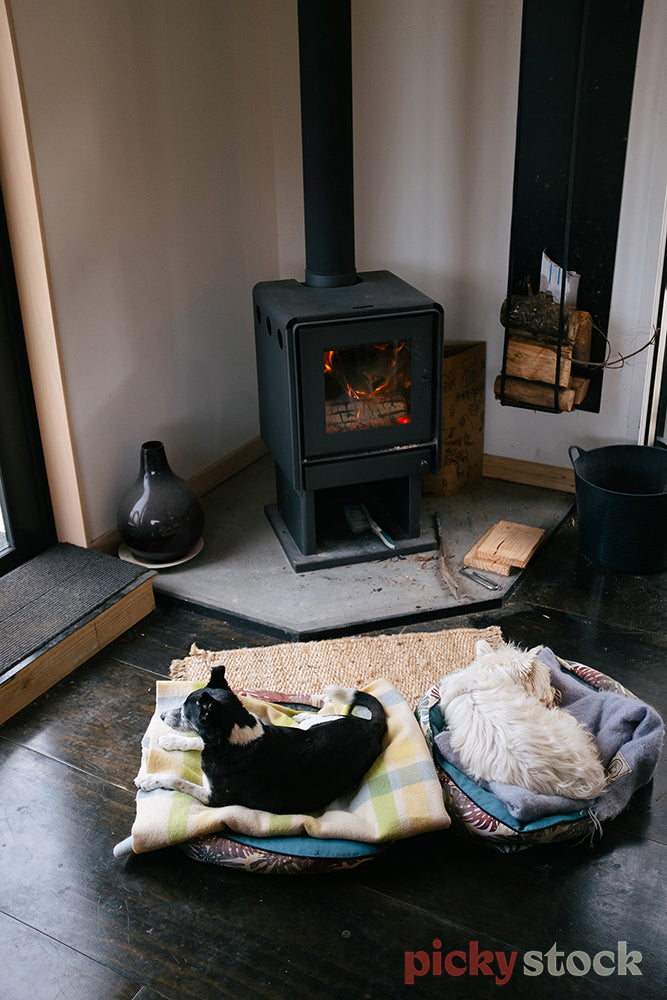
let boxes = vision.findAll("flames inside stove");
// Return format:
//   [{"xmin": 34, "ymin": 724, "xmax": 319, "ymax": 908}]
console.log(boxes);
[{"xmin": 324, "ymin": 339, "xmax": 412, "ymax": 434}]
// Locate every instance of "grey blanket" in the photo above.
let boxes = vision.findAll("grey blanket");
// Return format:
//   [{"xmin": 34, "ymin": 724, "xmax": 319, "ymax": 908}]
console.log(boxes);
[{"xmin": 434, "ymin": 647, "xmax": 664, "ymax": 825}]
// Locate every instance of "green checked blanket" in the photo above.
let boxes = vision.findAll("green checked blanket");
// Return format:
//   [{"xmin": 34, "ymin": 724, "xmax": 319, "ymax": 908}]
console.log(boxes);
[{"xmin": 117, "ymin": 677, "xmax": 450, "ymax": 855}]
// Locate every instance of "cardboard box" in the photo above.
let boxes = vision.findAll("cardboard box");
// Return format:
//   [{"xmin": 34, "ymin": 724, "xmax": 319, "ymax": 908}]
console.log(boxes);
[{"xmin": 423, "ymin": 341, "xmax": 486, "ymax": 496}]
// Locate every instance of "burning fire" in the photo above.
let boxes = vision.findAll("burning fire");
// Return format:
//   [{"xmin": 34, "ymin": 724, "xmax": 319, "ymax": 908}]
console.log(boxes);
[{"xmin": 324, "ymin": 340, "xmax": 411, "ymax": 433}]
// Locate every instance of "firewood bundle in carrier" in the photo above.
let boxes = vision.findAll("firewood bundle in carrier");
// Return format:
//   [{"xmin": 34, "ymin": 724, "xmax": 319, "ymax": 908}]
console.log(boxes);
[{"xmin": 495, "ymin": 292, "xmax": 592, "ymax": 412}]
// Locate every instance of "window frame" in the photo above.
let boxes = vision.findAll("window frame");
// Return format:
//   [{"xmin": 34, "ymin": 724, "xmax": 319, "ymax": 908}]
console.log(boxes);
[{"xmin": 0, "ymin": 188, "xmax": 56, "ymax": 575}]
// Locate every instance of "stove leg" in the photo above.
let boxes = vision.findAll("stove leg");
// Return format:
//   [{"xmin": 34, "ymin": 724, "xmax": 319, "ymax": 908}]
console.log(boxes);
[{"xmin": 275, "ymin": 465, "xmax": 317, "ymax": 555}]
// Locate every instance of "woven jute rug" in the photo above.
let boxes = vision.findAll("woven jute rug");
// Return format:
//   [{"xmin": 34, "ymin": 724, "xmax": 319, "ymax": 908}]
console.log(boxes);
[{"xmin": 169, "ymin": 626, "xmax": 504, "ymax": 707}]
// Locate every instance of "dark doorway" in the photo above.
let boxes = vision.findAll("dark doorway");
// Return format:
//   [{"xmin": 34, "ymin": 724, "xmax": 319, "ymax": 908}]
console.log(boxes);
[{"xmin": 0, "ymin": 185, "xmax": 56, "ymax": 575}]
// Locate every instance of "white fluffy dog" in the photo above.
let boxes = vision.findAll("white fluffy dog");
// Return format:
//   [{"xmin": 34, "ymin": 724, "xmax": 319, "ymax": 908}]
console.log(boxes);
[{"xmin": 438, "ymin": 640, "xmax": 607, "ymax": 799}]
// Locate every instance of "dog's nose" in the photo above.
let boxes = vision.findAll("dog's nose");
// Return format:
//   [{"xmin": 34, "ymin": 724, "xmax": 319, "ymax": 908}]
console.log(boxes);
[{"xmin": 160, "ymin": 710, "xmax": 167, "ymax": 720}]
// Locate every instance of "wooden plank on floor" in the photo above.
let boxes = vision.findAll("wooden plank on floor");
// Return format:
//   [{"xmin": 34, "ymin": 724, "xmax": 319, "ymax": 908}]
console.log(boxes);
[
  {"xmin": 0, "ymin": 911, "xmax": 144, "ymax": 1000},
  {"xmin": 0, "ymin": 653, "xmax": 161, "ymax": 788}
]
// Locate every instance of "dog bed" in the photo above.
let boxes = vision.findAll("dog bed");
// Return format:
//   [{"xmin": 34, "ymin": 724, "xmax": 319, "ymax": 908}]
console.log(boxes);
[
  {"xmin": 415, "ymin": 648, "xmax": 664, "ymax": 852},
  {"xmin": 114, "ymin": 678, "xmax": 450, "ymax": 872}
]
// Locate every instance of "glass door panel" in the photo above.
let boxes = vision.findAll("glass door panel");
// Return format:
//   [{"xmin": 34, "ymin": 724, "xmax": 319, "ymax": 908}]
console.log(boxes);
[
  {"xmin": 298, "ymin": 311, "xmax": 440, "ymax": 459},
  {"xmin": 0, "ymin": 472, "xmax": 11, "ymax": 556}
]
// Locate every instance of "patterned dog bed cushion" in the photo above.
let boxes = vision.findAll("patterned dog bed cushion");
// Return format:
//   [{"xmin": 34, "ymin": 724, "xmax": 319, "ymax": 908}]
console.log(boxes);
[
  {"xmin": 181, "ymin": 833, "xmax": 387, "ymax": 874},
  {"xmin": 415, "ymin": 648, "xmax": 664, "ymax": 852}
]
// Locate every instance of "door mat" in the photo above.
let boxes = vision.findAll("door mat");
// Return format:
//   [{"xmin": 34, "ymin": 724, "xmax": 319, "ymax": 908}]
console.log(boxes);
[
  {"xmin": 0, "ymin": 543, "xmax": 154, "ymax": 675},
  {"xmin": 0, "ymin": 543, "xmax": 155, "ymax": 724},
  {"xmin": 169, "ymin": 625, "xmax": 503, "ymax": 707}
]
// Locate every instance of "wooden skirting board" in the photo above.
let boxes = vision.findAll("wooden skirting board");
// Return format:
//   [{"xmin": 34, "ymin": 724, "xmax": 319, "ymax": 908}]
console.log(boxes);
[
  {"xmin": 189, "ymin": 436, "xmax": 268, "ymax": 497},
  {"xmin": 482, "ymin": 454, "xmax": 575, "ymax": 493}
]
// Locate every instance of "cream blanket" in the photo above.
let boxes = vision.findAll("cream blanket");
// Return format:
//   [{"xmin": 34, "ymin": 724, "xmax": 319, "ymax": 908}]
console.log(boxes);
[{"xmin": 115, "ymin": 677, "xmax": 450, "ymax": 856}]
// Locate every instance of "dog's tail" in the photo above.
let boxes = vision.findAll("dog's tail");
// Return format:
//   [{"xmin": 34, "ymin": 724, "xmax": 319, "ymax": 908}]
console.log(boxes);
[{"xmin": 323, "ymin": 686, "xmax": 387, "ymax": 737}]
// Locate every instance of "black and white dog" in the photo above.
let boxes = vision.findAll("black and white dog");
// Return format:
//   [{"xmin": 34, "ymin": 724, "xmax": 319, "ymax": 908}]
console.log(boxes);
[{"xmin": 135, "ymin": 665, "xmax": 387, "ymax": 814}]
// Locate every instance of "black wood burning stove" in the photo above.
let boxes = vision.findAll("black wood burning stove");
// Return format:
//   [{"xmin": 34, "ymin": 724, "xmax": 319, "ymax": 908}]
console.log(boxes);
[
  {"xmin": 254, "ymin": 271, "xmax": 443, "ymax": 568},
  {"xmin": 254, "ymin": 1, "xmax": 444, "ymax": 570}
]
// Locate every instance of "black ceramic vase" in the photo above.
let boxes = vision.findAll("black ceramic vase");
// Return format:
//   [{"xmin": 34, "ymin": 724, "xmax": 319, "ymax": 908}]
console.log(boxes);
[{"xmin": 117, "ymin": 440, "xmax": 204, "ymax": 564}]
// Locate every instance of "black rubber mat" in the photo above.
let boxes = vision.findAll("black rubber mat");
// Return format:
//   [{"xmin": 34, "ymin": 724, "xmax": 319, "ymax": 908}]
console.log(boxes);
[{"xmin": 0, "ymin": 543, "xmax": 154, "ymax": 676}]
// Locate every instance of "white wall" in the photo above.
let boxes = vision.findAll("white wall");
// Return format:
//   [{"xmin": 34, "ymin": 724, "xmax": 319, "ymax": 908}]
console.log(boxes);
[
  {"xmin": 352, "ymin": 0, "xmax": 667, "ymax": 469},
  {"xmin": 10, "ymin": 0, "xmax": 281, "ymax": 541},
  {"xmin": 9, "ymin": 0, "xmax": 667, "ymax": 541}
]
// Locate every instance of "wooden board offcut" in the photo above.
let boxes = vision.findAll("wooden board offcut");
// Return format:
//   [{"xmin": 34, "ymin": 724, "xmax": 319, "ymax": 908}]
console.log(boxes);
[{"xmin": 463, "ymin": 520, "xmax": 546, "ymax": 576}]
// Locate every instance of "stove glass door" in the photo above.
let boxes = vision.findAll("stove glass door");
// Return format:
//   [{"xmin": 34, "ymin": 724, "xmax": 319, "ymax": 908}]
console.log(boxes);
[{"xmin": 297, "ymin": 311, "xmax": 439, "ymax": 459}]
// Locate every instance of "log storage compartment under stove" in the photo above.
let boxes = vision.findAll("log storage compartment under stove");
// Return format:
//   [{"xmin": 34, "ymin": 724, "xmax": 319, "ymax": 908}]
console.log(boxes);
[{"xmin": 253, "ymin": 1, "xmax": 444, "ymax": 571}]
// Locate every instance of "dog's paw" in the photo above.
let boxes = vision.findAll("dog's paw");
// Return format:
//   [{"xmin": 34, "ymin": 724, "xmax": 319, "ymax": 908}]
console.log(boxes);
[
  {"xmin": 159, "ymin": 732, "xmax": 185, "ymax": 751},
  {"xmin": 135, "ymin": 773, "xmax": 165, "ymax": 792},
  {"xmin": 158, "ymin": 732, "xmax": 204, "ymax": 752}
]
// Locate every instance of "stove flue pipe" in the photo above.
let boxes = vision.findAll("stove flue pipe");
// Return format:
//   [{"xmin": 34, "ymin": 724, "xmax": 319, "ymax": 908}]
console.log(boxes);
[{"xmin": 297, "ymin": 0, "xmax": 357, "ymax": 288}]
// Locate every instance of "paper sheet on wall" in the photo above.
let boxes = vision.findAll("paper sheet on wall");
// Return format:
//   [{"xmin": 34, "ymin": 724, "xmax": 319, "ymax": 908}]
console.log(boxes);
[{"xmin": 539, "ymin": 250, "xmax": 580, "ymax": 306}]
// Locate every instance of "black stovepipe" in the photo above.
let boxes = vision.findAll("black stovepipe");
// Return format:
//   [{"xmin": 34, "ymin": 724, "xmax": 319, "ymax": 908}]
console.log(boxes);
[{"xmin": 297, "ymin": 0, "xmax": 357, "ymax": 288}]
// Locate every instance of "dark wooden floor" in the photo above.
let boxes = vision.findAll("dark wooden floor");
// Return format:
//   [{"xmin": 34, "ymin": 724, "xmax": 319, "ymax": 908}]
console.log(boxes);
[{"xmin": 0, "ymin": 514, "xmax": 664, "ymax": 999}]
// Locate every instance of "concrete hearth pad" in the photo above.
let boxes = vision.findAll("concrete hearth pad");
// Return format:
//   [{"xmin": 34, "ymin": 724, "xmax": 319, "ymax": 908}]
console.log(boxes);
[{"xmin": 150, "ymin": 455, "xmax": 573, "ymax": 637}]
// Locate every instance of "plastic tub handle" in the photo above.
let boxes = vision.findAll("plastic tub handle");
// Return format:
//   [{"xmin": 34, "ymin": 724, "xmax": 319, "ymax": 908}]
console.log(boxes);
[{"xmin": 569, "ymin": 445, "xmax": 586, "ymax": 468}]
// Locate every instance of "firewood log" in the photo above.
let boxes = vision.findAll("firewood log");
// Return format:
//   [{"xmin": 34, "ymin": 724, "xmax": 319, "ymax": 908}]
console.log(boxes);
[
  {"xmin": 500, "ymin": 293, "xmax": 575, "ymax": 341},
  {"xmin": 500, "ymin": 295, "xmax": 592, "ymax": 362},
  {"xmin": 505, "ymin": 336, "xmax": 572, "ymax": 387},
  {"xmin": 493, "ymin": 375, "xmax": 575, "ymax": 412},
  {"xmin": 568, "ymin": 376, "xmax": 590, "ymax": 405},
  {"xmin": 569, "ymin": 311, "xmax": 592, "ymax": 362}
]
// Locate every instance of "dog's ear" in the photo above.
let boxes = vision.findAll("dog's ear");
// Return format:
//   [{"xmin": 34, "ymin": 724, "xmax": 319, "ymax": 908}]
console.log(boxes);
[
  {"xmin": 511, "ymin": 659, "xmax": 533, "ymax": 678},
  {"xmin": 475, "ymin": 639, "xmax": 494, "ymax": 656},
  {"xmin": 207, "ymin": 665, "xmax": 231, "ymax": 690},
  {"xmin": 511, "ymin": 647, "xmax": 543, "ymax": 678},
  {"xmin": 198, "ymin": 690, "xmax": 219, "ymax": 721}
]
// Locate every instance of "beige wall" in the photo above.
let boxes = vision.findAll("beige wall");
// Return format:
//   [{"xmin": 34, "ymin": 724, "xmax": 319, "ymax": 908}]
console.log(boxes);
[
  {"xmin": 5, "ymin": 0, "xmax": 667, "ymax": 541},
  {"xmin": 8, "ymin": 0, "xmax": 283, "ymax": 541}
]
